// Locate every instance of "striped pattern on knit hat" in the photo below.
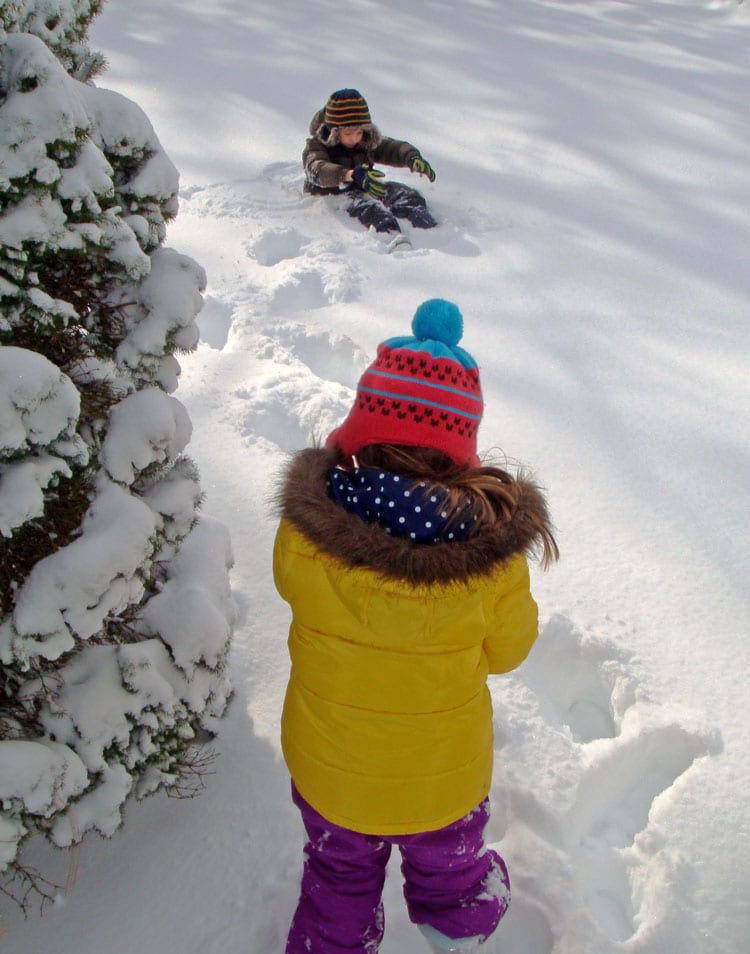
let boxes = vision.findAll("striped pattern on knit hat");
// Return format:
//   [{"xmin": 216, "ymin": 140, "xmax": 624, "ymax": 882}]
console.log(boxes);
[
  {"xmin": 324, "ymin": 89, "xmax": 372, "ymax": 127},
  {"xmin": 326, "ymin": 300, "xmax": 484, "ymax": 468}
]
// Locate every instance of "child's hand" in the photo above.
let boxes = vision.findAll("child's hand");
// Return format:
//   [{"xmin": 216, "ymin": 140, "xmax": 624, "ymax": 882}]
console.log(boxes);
[
  {"xmin": 351, "ymin": 163, "xmax": 387, "ymax": 198},
  {"xmin": 410, "ymin": 156, "xmax": 436, "ymax": 182}
]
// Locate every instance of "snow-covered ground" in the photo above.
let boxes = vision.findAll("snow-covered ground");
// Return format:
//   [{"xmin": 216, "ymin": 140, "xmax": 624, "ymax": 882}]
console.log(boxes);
[{"xmin": 3, "ymin": 1, "xmax": 750, "ymax": 952}]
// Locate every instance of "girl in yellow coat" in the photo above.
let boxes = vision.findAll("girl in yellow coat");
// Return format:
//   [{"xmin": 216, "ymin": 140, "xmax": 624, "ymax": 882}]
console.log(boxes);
[{"xmin": 274, "ymin": 299, "xmax": 557, "ymax": 954}]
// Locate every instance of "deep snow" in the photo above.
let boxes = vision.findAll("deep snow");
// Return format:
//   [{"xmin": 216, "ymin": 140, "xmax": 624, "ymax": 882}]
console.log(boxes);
[{"xmin": 3, "ymin": 1, "xmax": 750, "ymax": 952}]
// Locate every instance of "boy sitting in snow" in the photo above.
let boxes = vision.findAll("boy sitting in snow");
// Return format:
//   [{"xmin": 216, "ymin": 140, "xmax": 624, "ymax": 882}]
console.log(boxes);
[{"xmin": 303, "ymin": 88, "xmax": 438, "ymax": 238}]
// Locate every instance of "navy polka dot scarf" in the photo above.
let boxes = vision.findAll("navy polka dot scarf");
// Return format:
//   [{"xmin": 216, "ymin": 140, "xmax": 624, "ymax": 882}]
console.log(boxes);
[{"xmin": 328, "ymin": 466, "xmax": 479, "ymax": 543}]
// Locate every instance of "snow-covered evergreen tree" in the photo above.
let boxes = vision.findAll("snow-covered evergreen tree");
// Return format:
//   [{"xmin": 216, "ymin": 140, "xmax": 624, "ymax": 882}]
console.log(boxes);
[
  {"xmin": 0, "ymin": 1, "xmax": 234, "ymax": 907},
  {"xmin": 1, "ymin": 0, "xmax": 105, "ymax": 79}
]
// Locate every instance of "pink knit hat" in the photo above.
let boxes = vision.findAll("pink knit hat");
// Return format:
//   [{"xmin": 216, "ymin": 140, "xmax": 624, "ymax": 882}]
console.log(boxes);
[{"xmin": 327, "ymin": 300, "xmax": 483, "ymax": 467}]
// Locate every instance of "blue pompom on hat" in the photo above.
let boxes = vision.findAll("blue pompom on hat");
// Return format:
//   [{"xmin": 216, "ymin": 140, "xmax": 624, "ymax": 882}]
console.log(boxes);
[
  {"xmin": 413, "ymin": 299, "xmax": 464, "ymax": 347},
  {"xmin": 327, "ymin": 299, "xmax": 484, "ymax": 467},
  {"xmin": 384, "ymin": 298, "xmax": 478, "ymax": 369}
]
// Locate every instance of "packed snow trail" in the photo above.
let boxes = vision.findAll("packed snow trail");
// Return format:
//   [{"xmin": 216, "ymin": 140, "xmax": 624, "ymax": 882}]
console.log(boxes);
[{"xmin": 169, "ymin": 167, "xmax": 719, "ymax": 954}]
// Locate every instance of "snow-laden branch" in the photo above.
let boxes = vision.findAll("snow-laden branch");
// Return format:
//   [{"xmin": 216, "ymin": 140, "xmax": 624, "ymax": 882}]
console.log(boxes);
[
  {"xmin": 6, "ymin": 480, "xmax": 158, "ymax": 661},
  {"xmin": 101, "ymin": 388, "xmax": 192, "ymax": 484}
]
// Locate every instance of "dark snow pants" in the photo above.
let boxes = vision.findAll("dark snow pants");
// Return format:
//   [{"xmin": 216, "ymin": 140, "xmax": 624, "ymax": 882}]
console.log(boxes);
[
  {"xmin": 346, "ymin": 181, "xmax": 438, "ymax": 233},
  {"xmin": 285, "ymin": 782, "xmax": 509, "ymax": 954}
]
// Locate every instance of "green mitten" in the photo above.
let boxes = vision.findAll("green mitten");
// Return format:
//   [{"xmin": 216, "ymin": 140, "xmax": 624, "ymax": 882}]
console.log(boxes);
[{"xmin": 410, "ymin": 156, "xmax": 436, "ymax": 182}]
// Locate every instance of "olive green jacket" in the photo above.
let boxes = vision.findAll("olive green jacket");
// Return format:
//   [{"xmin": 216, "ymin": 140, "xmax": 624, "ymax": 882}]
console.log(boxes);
[{"xmin": 303, "ymin": 108, "xmax": 422, "ymax": 194}]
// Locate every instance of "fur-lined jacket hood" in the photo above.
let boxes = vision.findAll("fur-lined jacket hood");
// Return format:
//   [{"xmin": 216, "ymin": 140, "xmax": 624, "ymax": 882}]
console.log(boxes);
[
  {"xmin": 277, "ymin": 447, "xmax": 554, "ymax": 586},
  {"xmin": 308, "ymin": 107, "xmax": 382, "ymax": 150}
]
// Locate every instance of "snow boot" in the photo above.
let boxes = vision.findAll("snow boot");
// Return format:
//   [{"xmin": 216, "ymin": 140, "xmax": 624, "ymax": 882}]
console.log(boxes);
[
  {"xmin": 386, "ymin": 233, "xmax": 413, "ymax": 253},
  {"xmin": 419, "ymin": 924, "xmax": 484, "ymax": 953},
  {"xmin": 425, "ymin": 938, "xmax": 483, "ymax": 953}
]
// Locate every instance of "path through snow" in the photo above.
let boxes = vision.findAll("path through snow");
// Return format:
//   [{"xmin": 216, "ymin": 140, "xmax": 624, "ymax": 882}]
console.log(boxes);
[{"xmin": 172, "ymin": 166, "xmax": 719, "ymax": 954}]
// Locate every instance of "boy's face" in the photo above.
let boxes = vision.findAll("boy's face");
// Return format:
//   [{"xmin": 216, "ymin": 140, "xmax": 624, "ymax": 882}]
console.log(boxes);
[{"xmin": 339, "ymin": 126, "xmax": 364, "ymax": 148}]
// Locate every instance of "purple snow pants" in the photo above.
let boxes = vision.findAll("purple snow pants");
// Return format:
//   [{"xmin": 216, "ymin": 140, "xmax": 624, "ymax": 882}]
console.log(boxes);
[{"xmin": 286, "ymin": 783, "xmax": 510, "ymax": 954}]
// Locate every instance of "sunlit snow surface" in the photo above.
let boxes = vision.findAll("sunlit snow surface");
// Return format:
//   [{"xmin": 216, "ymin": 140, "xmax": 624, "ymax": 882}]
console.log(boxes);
[{"xmin": 3, "ymin": 2, "xmax": 749, "ymax": 953}]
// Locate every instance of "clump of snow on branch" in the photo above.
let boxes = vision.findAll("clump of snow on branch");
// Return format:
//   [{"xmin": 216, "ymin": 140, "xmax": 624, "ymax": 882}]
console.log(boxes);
[
  {"xmin": 4, "ymin": 480, "xmax": 159, "ymax": 661},
  {"xmin": 1, "ymin": 1, "xmax": 106, "ymax": 79},
  {"xmin": 0, "ymin": 740, "xmax": 88, "ymax": 864},
  {"xmin": 101, "ymin": 388, "xmax": 192, "ymax": 485},
  {"xmin": 0, "ymin": 347, "xmax": 88, "ymax": 537}
]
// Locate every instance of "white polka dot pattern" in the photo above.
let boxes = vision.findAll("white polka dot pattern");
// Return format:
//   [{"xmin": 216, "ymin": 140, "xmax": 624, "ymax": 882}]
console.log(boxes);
[{"xmin": 328, "ymin": 466, "xmax": 478, "ymax": 543}]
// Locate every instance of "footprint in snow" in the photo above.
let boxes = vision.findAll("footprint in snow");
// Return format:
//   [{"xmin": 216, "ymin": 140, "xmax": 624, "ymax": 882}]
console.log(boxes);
[
  {"xmin": 247, "ymin": 228, "xmax": 360, "ymax": 314},
  {"xmin": 260, "ymin": 321, "xmax": 369, "ymax": 391},
  {"xmin": 568, "ymin": 721, "xmax": 714, "ymax": 942},
  {"xmin": 522, "ymin": 614, "xmax": 636, "ymax": 743},
  {"xmin": 196, "ymin": 294, "xmax": 234, "ymax": 350},
  {"xmin": 267, "ymin": 268, "xmax": 332, "ymax": 313},
  {"xmin": 237, "ymin": 373, "xmax": 351, "ymax": 456},
  {"xmin": 233, "ymin": 324, "xmax": 361, "ymax": 452},
  {"xmin": 482, "ymin": 894, "xmax": 554, "ymax": 954},
  {"xmin": 490, "ymin": 615, "xmax": 719, "ymax": 951},
  {"xmin": 250, "ymin": 227, "xmax": 307, "ymax": 267}
]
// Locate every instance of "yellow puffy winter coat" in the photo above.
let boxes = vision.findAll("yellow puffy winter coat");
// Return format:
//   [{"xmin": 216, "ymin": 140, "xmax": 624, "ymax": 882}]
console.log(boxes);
[{"xmin": 274, "ymin": 449, "xmax": 548, "ymax": 836}]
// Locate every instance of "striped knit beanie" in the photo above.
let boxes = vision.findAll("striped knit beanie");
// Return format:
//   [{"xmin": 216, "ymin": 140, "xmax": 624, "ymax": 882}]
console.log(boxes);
[
  {"xmin": 324, "ymin": 88, "xmax": 372, "ymax": 127},
  {"xmin": 327, "ymin": 300, "xmax": 484, "ymax": 467}
]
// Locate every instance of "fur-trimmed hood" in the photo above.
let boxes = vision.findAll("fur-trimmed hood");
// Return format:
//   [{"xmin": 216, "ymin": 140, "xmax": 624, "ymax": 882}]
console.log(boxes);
[
  {"xmin": 308, "ymin": 107, "xmax": 382, "ymax": 150},
  {"xmin": 277, "ymin": 447, "xmax": 554, "ymax": 586}
]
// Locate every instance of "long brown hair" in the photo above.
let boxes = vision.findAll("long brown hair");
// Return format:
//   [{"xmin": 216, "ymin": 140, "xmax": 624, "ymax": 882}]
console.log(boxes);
[{"xmin": 353, "ymin": 443, "xmax": 559, "ymax": 569}]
